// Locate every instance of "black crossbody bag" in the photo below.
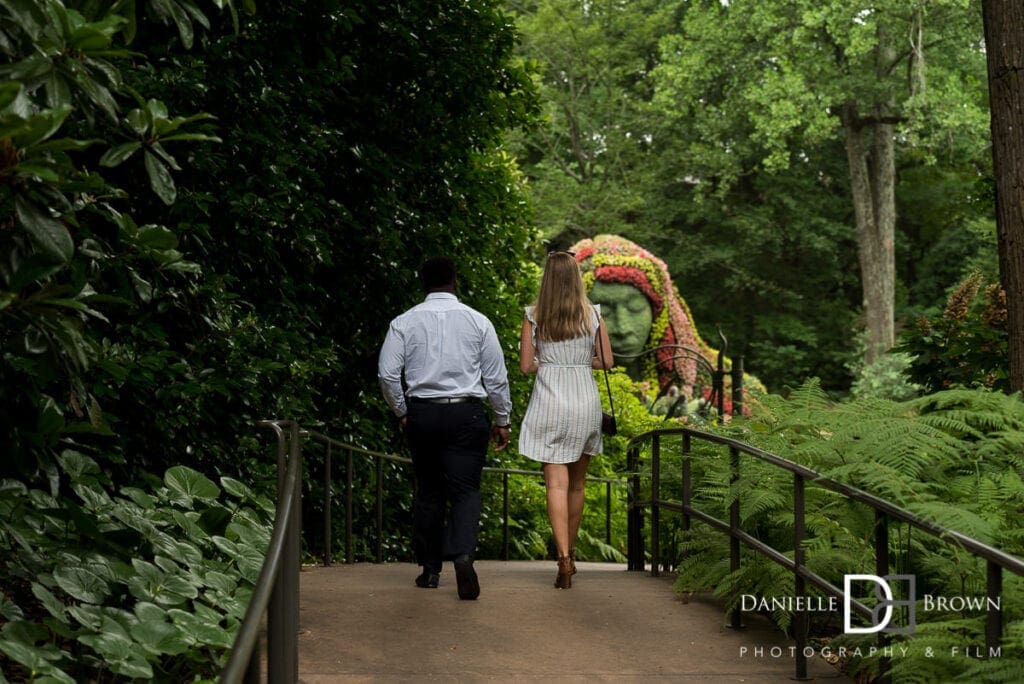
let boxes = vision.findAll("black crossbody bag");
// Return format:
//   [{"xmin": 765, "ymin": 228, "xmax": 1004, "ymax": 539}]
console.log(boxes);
[{"xmin": 596, "ymin": 319, "xmax": 617, "ymax": 436}]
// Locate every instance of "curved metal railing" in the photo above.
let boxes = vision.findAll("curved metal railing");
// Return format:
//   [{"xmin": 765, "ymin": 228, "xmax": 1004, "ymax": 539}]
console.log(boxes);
[
  {"xmin": 220, "ymin": 421, "xmax": 302, "ymax": 684},
  {"xmin": 626, "ymin": 427, "xmax": 1024, "ymax": 682},
  {"xmin": 302, "ymin": 427, "xmax": 626, "ymax": 564}
]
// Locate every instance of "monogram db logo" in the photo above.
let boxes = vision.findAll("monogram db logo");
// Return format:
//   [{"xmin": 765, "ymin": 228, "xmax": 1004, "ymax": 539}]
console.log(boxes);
[{"xmin": 843, "ymin": 574, "xmax": 917, "ymax": 635}]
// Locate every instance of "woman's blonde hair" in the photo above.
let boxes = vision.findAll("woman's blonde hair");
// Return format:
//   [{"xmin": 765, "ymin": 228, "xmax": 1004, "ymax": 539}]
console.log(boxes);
[{"xmin": 533, "ymin": 252, "xmax": 593, "ymax": 342}]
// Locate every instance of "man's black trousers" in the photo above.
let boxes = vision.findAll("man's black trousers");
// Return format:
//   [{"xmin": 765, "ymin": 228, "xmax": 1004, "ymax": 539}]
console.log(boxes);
[{"xmin": 405, "ymin": 400, "xmax": 490, "ymax": 573}]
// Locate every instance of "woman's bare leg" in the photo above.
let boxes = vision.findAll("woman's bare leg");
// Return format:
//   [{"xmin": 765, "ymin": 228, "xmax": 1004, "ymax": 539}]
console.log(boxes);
[
  {"xmin": 543, "ymin": 463, "xmax": 570, "ymax": 557},
  {"xmin": 566, "ymin": 454, "xmax": 591, "ymax": 554}
]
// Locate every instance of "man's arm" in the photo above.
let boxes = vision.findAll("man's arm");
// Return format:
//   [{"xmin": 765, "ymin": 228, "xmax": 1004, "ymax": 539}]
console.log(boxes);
[
  {"xmin": 479, "ymin": 319, "xmax": 512, "ymax": 450},
  {"xmin": 377, "ymin": 321, "xmax": 407, "ymax": 419}
]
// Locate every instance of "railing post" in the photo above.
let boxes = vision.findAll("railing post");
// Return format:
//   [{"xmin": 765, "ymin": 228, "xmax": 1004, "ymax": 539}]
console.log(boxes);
[
  {"xmin": 731, "ymin": 356, "xmax": 743, "ymax": 416},
  {"xmin": 986, "ymin": 560, "xmax": 1003, "ymax": 659},
  {"xmin": 681, "ymin": 432, "xmax": 691, "ymax": 564},
  {"xmin": 715, "ymin": 351, "xmax": 725, "ymax": 417},
  {"xmin": 345, "ymin": 449, "xmax": 353, "ymax": 564},
  {"xmin": 376, "ymin": 456, "xmax": 384, "ymax": 563},
  {"xmin": 875, "ymin": 511, "xmax": 891, "ymax": 684},
  {"xmin": 503, "ymin": 472, "xmax": 510, "ymax": 561},
  {"xmin": 627, "ymin": 444, "xmax": 644, "ymax": 571},
  {"xmin": 324, "ymin": 444, "xmax": 332, "ymax": 566},
  {"xmin": 244, "ymin": 638, "xmax": 260, "ymax": 684},
  {"xmin": 289, "ymin": 423, "xmax": 301, "ymax": 682},
  {"xmin": 793, "ymin": 473, "xmax": 809, "ymax": 680},
  {"xmin": 651, "ymin": 434, "xmax": 661, "ymax": 577},
  {"xmin": 728, "ymin": 446, "xmax": 742, "ymax": 629},
  {"xmin": 269, "ymin": 422, "xmax": 298, "ymax": 684},
  {"xmin": 605, "ymin": 481, "xmax": 612, "ymax": 546}
]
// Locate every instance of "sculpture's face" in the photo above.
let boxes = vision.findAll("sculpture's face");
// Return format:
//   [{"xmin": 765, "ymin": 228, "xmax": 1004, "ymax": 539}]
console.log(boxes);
[{"xmin": 589, "ymin": 280, "xmax": 653, "ymax": 357}]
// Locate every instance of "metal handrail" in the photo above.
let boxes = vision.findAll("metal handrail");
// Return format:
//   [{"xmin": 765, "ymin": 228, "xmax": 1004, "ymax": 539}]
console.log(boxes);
[
  {"xmin": 626, "ymin": 426, "xmax": 1024, "ymax": 682},
  {"xmin": 221, "ymin": 421, "xmax": 302, "ymax": 684},
  {"xmin": 302, "ymin": 428, "xmax": 626, "ymax": 564}
]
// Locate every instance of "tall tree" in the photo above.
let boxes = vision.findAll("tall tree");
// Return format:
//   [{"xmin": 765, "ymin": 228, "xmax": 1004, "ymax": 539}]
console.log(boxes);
[
  {"xmin": 653, "ymin": 0, "xmax": 990, "ymax": 364},
  {"xmin": 507, "ymin": 0, "xmax": 683, "ymax": 244},
  {"xmin": 982, "ymin": 0, "xmax": 1024, "ymax": 392}
]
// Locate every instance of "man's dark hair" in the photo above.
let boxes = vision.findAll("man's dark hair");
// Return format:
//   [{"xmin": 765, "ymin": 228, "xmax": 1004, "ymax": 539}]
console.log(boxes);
[{"xmin": 420, "ymin": 256, "xmax": 457, "ymax": 291}]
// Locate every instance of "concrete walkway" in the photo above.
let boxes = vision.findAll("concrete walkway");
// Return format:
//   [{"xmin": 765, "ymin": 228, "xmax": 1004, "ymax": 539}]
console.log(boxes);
[{"xmin": 298, "ymin": 561, "xmax": 849, "ymax": 682}]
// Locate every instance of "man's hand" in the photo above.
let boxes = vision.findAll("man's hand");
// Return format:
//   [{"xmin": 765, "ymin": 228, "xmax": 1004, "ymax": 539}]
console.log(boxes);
[{"xmin": 491, "ymin": 425, "xmax": 510, "ymax": 451}]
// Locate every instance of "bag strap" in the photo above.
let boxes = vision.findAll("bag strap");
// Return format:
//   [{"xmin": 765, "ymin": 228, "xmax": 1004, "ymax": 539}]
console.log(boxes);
[{"xmin": 595, "ymin": 313, "xmax": 615, "ymax": 416}]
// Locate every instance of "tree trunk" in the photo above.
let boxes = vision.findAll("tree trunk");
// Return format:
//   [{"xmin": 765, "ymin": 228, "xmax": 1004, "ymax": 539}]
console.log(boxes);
[
  {"xmin": 982, "ymin": 0, "xmax": 1024, "ymax": 393},
  {"xmin": 843, "ymin": 107, "xmax": 896, "ymax": 364}
]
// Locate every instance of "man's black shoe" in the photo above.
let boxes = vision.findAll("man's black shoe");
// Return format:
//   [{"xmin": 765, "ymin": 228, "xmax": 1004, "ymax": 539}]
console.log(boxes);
[
  {"xmin": 415, "ymin": 570, "xmax": 439, "ymax": 588},
  {"xmin": 453, "ymin": 555, "xmax": 479, "ymax": 600}
]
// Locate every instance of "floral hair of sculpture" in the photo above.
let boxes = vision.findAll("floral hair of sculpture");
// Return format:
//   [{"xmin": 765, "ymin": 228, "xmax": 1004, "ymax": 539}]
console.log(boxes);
[{"xmin": 573, "ymin": 234, "xmax": 753, "ymax": 409}]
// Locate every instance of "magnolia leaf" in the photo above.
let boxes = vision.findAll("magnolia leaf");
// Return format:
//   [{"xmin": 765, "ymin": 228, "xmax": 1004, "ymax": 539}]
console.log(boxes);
[
  {"xmin": 150, "ymin": 141, "xmax": 180, "ymax": 170},
  {"xmin": 13, "ymin": 162, "xmax": 60, "ymax": 182},
  {"xmin": 0, "ymin": 81, "xmax": 22, "ymax": 109},
  {"xmin": 136, "ymin": 224, "xmax": 178, "ymax": 250},
  {"xmin": 14, "ymin": 195, "xmax": 73, "ymax": 264},
  {"xmin": 99, "ymin": 141, "xmax": 141, "ymax": 167},
  {"xmin": 0, "ymin": 54, "xmax": 52, "ymax": 82},
  {"xmin": 69, "ymin": 26, "xmax": 112, "ymax": 51},
  {"xmin": 163, "ymin": 259, "xmax": 201, "ymax": 273},
  {"xmin": 144, "ymin": 150, "xmax": 176, "ymax": 204},
  {"xmin": 76, "ymin": 72, "xmax": 118, "ymax": 121},
  {"xmin": 126, "ymin": 108, "xmax": 148, "ymax": 135},
  {"xmin": 129, "ymin": 270, "xmax": 152, "ymax": 302},
  {"xmin": 159, "ymin": 132, "xmax": 222, "ymax": 143}
]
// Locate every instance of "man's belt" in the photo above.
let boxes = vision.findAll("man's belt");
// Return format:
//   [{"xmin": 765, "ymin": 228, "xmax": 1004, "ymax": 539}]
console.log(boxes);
[{"xmin": 408, "ymin": 396, "xmax": 480, "ymax": 404}]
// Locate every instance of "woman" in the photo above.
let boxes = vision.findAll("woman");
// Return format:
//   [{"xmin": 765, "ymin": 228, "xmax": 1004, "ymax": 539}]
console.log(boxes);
[{"xmin": 518, "ymin": 251, "xmax": 614, "ymax": 589}]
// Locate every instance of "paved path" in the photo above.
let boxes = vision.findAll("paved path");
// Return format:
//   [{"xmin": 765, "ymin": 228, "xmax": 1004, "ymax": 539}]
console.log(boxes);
[{"xmin": 298, "ymin": 561, "xmax": 849, "ymax": 682}]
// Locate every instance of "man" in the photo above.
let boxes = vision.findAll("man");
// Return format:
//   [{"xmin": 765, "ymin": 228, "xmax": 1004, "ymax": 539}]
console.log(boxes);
[{"xmin": 378, "ymin": 256, "xmax": 512, "ymax": 600}]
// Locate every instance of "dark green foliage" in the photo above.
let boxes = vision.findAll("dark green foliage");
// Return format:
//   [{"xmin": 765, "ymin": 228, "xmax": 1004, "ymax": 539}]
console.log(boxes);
[
  {"xmin": 0, "ymin": 458, "xmax": 272, "ymax": 681},
  {"xmin": 2, "ymin": 0, "xmax": 544, "ymax": 678},
  {"xmin": 898, "ymin": 271, "xmax": 1009, "ymax": 392},
  {"xmin": 660, "ymin": 382, "xmax": 1024, "ymax": 681}
]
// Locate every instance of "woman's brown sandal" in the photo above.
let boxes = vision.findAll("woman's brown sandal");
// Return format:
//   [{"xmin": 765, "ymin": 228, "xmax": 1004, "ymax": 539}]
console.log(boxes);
[
  {"xmin": 555, "ymin": 556, "xmax": 573, "ymax": 589},
  {"xmin": 569, "ymin": 548, "xmax": 577, "ymax": 575}
]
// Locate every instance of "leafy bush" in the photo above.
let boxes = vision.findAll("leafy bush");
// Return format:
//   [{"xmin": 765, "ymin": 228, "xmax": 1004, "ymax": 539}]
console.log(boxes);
[
  {"xmin": 898, "ymin": 270, "xmax": 1009, "ymax": 392},
  {"xmin": 846, "ymin": 331, "xmax": 923, "ymax": 401},
  {"xmin": 0, "ymin": 459, "xmax": 272, "ymax": 681}
]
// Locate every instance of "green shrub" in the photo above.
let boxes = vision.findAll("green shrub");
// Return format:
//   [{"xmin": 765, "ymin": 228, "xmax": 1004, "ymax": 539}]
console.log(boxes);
[
  {"xmin": 897, "ymin": 270, "xmax": 1009, "ymax": 392},
  {"xmin": 0, "ymin": 458, "xmax": 272, "ymax": 681}
]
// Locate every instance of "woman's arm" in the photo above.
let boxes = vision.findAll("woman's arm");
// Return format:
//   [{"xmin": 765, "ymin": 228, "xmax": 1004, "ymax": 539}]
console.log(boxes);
[
  {"xmin": 519, "ymin": 317, "xmax": 539, "ymax": 374},
  {"xmin": 592, "ymin": 318, "xmax": 614, "ymax": 370}
]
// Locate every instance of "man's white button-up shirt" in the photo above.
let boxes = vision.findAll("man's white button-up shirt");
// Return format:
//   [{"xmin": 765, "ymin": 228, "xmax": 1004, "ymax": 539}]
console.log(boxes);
[{"xmin": 378, "ymin": 293, "xmax": 512, "ymax": 425}]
